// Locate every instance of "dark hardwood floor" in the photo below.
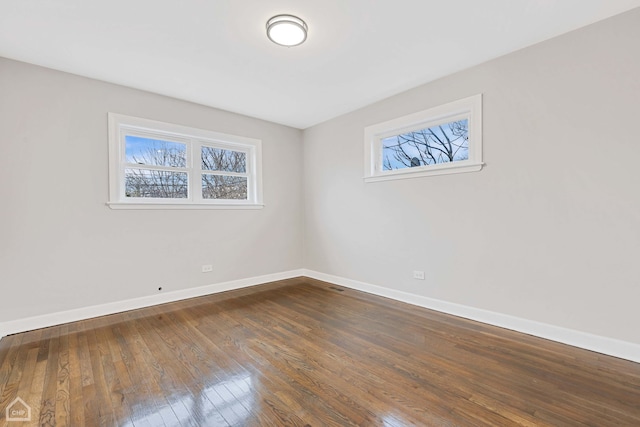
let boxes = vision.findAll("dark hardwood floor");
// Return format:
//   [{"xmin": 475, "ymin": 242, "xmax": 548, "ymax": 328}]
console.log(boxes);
[{"xmin": 1, "ymin": 277, "xmax": 639, "ymax": 426}]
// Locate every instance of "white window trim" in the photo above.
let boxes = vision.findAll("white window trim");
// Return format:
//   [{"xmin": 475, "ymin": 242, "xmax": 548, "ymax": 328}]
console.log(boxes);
[
  {"xmin": 107, "ymin": 113, "xmax": 263, "ymax": 209},
  {"xmin": 364, "ymin": 94, "xmax": 483, "ymax": 183}
]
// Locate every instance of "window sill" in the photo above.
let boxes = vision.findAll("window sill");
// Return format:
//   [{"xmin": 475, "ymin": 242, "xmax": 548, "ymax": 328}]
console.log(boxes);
[
  {"xmin": 106, "ymin": 202, "xmax": 264, "ymax": 210},
  {"xmin": 364, "ymin": 162, "xmax": 484, "ymax": 183}
]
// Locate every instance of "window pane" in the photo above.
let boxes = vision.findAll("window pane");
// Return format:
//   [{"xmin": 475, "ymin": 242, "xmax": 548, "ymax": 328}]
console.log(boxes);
[
  {"xmin": 125, "ymin": 136, "xmax": 186, "ymax": 168},
  {"xmin": 202, "ymin": 147, "xmax": 246, "ymax": 173},
  {"xmin": 125, "ymin": 168, "xmax": 188, "ymax": 198},
  {"xmin": 382, "ymin": 119, "xmax": 468, "ymax": 171},
  {"xmin": 202, "ymin": 175, "xmax": 248, "ymax": 200}
]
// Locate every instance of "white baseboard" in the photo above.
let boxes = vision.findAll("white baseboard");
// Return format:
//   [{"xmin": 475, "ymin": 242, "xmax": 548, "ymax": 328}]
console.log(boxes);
[
  {"xmin": 303, "ymin": 269, "xmax": 640, "ymax": 364},
  {"xmin": 0, "ymin": 269, "xmax": 305, "ymax": 338},
  {"xmin": 3, "ymin": 268, "xmax": 639, "ymax": 364}
]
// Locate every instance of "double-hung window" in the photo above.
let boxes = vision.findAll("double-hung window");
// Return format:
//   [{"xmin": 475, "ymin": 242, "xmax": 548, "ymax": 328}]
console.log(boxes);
[{"xmin": 108, "ymin": 113, "xmax": 263, "ymax": 209}]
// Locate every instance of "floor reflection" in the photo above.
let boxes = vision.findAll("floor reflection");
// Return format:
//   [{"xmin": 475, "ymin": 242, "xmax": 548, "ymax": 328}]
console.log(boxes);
[{"xmin": 125, "ymin": 373, "xmax": 255, "ymax": 426}]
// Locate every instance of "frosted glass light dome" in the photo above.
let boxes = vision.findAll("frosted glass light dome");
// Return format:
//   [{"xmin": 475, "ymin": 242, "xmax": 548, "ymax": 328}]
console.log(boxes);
[{"xmin": 266, "ymin": 15, "xmax": 308, "ymax": 47}]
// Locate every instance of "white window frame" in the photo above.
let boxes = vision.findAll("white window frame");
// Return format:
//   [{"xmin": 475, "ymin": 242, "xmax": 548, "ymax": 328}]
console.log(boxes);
[
  {"xmin": 107, "ymin": 113, "xmax": 263, "ymax": 209},
  {"xmin": 364, "ymin": 94, "xmax": 483, "ymax": 182}
]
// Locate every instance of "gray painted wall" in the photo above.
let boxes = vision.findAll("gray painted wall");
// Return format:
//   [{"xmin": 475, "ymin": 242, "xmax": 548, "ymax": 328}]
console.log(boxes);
[
  {"xmin": 0, "ymin": 58, "xmax": 304, "ymax": 322},
  {"xmin": 303, "ymin": 9, "xmax": 640, "ymax": 345}
]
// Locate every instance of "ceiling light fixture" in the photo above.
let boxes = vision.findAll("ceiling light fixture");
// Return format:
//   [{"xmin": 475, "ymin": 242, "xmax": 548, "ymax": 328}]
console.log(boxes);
[{"xmin": 266, "ymin": 14, "xmax": 308, "ymax": 47}]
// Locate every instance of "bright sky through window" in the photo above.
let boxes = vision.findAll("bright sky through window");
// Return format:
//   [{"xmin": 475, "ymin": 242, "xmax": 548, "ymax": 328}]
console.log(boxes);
[
  {"xmin": 125, "ymin": 136, "xmax": 187, "ymax": 167},
  {"xmin": 382, "ymin": 119, "xmax": 469, "ymax": 171}
]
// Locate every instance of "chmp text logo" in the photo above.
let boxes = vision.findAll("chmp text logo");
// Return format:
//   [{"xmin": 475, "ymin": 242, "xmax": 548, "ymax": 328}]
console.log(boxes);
[{"xmin": 6, "ymin": 397, "xmax": 31, "ymax": 422}]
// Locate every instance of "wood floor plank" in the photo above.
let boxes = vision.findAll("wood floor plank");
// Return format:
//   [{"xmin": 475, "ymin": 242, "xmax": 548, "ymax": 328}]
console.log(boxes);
[
  {"xmin": 92, "ymin": 320, "xmax": 134, "ymax": 427},
  {"xmin": 139, "ymin": 313, "xmax": 234, "ymax": 426},
  {"xmin": 117, "ymin": 312, "xmax": 193, "ymax": 426},
  {"xmin": 1, "ymin": 278, "xmax": 639, "ymax": 426},
  {"xmin": 84, "ymin": 325, "xmax": 117, "ymax": 426},
  {"xmin": 54, "ymin": 325, "xmax": 71, "ymax": 427},
  {"xmin": 0, "ymin": 333, "xmax": 25, "ymax": 421},
  {"xmin": 126, "ymin": 311, "xmax": 220, "ymax": 426},
  {"xmin": 269, "ymin": 288, "xmax": 490, "ymax": 424},
  {"xmin": 108, "ymin": 322, "xmax": 175, "ymax": 427},
  {"xmin": 231, "ymin": 298, "xmax": 420, "ymax": 425},
  {"xmin": 1, "ymin": 330, "xmax": 41, "ymax": 427},
  {"xmin": 149, "ymin": 305, "xmax": 284, "ymax": 426},
  {"xmin": 66, "ymin": 322, "xmax": 86, "ymax": 427},
  {"xmin": 173, "ymin": 295, "xmax": 351, "ymax": 426},
  {"xmin": 177, "ymin": 305, "xmax": 322, "ymax": 426},
  {"xmin": 264, "ymin": 288, "xmax": 484, "ymax": 422}
]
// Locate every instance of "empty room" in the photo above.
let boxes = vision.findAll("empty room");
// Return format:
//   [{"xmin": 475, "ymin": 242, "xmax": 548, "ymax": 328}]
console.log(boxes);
[{"xmin": 1, "ymin": 1, "xmax": 640, "ymax": 426}]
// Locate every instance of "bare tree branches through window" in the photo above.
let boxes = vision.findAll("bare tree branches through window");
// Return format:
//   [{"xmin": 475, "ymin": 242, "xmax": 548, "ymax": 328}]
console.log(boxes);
[
  {"xmin": 382, "ymin": 119, "xmax": 468, "ymax": 171},
  {"xmin": 125, "ymin": 139, "xmax": 187, "ymax": 198},
  {"xmin": 108, "ymin": 113, "xmax": 263, "ymax": 208}
]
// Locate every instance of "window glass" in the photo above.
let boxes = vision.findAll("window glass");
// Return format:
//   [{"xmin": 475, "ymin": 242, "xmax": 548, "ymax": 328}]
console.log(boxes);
[
  {"xmin": 125, "ymin": 136, "xmax": 187, "ymax": 168},
  {"xmin": 382, "ymin": 119, "xmax": 468, "ymax": 170},
  {"xmin": 202, "ymin": 175, "xmax": 248, "ymax": 200},
  {"xmin": 125, "ymin": 169, "xmax": 188, "ymax": 198},
  {"xmin": 201, "ymin": 147, "xmax": 246, "ymax": 173}
]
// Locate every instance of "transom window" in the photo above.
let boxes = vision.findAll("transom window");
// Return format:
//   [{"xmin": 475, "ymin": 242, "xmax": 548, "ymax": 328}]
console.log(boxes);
[
  {"xmin": 108, "ymin": 114, "xmax": 263, "ymax": 209},
  {"xmin": 364, "ymin": 94, "xmax": 483, "ymax": 182},
  {"xmin": 381, "ymin": 118, "xmax": 469, "ymax": 170}
]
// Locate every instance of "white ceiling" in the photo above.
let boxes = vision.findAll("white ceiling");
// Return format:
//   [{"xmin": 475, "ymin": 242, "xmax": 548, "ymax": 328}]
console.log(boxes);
[{"xmin": 1, "ymin": 1, "xmax": 639, "ymax": 129}]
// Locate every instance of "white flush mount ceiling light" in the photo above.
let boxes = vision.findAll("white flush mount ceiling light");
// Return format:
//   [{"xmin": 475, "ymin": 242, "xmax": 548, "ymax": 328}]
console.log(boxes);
[{"xmin": 266, "ymin": 14, "xmax": 308, "ymax": 47}]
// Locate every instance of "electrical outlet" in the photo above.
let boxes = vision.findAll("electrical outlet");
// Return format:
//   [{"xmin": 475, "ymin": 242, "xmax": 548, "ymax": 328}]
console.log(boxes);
[
  {"xmin": 201, "ymin": 264, "xmax": 213, "ymax": 273},
  {"xmin": 413, "ymin": 270, "xmax": 425, "ymax": 280}
]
